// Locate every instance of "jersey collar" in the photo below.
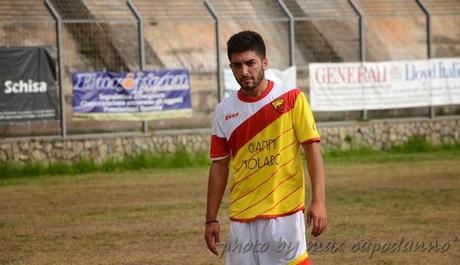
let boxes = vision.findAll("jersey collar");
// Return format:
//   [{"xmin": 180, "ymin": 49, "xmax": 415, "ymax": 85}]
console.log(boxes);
[{"xmin": 237, "ymin": 80, "xmax": 274, "ymax": 103}]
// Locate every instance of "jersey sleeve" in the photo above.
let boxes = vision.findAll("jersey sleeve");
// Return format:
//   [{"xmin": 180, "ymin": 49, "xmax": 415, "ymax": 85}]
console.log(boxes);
[
  {"xmin": 292, "ymin": 91, "xmax": 320, "ymax": 144},
  {"xmin": 210, "ymin": 107, "xmax": 230, "ymax": 160}
]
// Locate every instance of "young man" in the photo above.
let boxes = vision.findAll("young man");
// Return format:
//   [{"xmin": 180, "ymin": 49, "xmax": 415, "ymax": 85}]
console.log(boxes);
[{"xmin": 204, "ymin": 30, "xmax": 327, "ymax": 265}]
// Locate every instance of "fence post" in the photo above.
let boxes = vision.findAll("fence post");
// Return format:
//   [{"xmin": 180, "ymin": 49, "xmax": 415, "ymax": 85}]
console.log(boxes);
[
  {"xmin": 416, "ymin": 0, "xmax": 435, "ymax": 119},
  {"xmin": 204, "ymin": 0, "xmax": 223, "ymax": 102},
  {"xmin": 348, "ymin": 0, "xmax": 367, "ymax": 120},
  {"xmin": 127, "ymin": 0, "xmax": 149, "ymax": 132},
  {"xmin": 277, "ymin": 0, "xmax": 295, "ymax": 66},
  {"xmin": 45, "ymin": 0, "xmax": 67, "ymax": 137},
  {"xmin": 127, "ymin": 0, "xmax": 146, "ymax": 72}
]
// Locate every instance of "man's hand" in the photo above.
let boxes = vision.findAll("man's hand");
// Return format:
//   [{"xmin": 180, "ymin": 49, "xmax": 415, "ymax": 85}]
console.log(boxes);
[
  {"xmin": 302, "ymin": 142, "xmax": 327, "ymax": 237},
  {"xmin": 306, "ymin": 201, "xmax": 327, "ymax": 237},
  {"xmin": 205, "ymin": 157, "xmax": 229, "ymax": 256},
  {"xmin": 204, "ymin": 222, "xmax": 220, "ymax": 255}
]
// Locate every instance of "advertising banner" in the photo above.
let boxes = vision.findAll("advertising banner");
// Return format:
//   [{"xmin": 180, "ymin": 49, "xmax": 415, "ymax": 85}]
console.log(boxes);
[
  {"xmin": 72, "ymin": 69, "xmax": 192, "ymax": 120},
  {"xmin": 0, "ymin": 46, "xmax": 58, "ymax": 122},
  {"xmin": 309, "ymin": 58, "xmax": 460, "ymax": 111}
]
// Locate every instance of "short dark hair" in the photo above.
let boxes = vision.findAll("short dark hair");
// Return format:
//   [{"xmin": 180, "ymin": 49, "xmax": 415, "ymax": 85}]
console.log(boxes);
[{"xmin": 227, "ymin": 30, "xmax": 266, "ymax": 61}]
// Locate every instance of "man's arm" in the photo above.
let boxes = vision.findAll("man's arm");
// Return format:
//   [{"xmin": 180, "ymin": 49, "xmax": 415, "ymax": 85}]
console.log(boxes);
[
  {"xmin": 204, "ymin": 156, "xmax": 230, "ymax": 255},
  {"xmin": 302, "ymin": 142, "xmax": 327, "ymax": 237}
]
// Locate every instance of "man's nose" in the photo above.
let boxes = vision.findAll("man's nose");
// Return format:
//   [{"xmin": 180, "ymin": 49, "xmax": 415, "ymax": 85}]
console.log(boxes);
[{"xmin": 241, "ymin": 65, "xmax": 250, "ymax": 75}]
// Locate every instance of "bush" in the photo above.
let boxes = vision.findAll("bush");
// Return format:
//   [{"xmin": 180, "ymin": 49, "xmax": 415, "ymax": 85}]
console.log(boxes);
[{"xmin": 390, "ymin": 135, "xmax": 434, "ymax": 153}]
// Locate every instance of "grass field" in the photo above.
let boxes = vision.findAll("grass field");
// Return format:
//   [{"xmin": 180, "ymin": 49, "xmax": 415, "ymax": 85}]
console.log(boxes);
[{"xmin": 0, "ymin": 150, "xmax": 459, "ymax": 264}]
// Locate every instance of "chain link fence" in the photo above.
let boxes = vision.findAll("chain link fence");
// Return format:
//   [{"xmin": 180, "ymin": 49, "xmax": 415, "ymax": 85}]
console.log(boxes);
[
  {"xmin": 137, "ymin": 0, "xmax": 218, "ymax": 130},
  {"xmin": 357, "ymin": 0, "xmax": 431, "ymax": 120},
  {"xmin": 51, "ymin": 0, "xmax": 143, "ymax": 135},
  {"xmin": 0, "ymin": 0, "xmax": 459, "ymax": 138},
  {"xmin": 285, "ymin": 0, "xmax": 362, "ymax": 121},
  {"xmin": 427, "ymin": 0, "xmax": 460, "ymax": 116}
]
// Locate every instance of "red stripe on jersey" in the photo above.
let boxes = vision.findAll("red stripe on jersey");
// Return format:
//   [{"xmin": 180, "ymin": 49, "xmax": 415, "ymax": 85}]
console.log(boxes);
[
  {"xmin": 232, "ymin": 127, "xmax": 293, "ymax": 177},
  {"xmin": 259, "ymin": 188, "xmax": 303, "ymax": 216},
  {"xmin": 231, "ymin": 140, "xmax": 298, "ymax": 192},
  {"xmin": 231, "ymin": 153, "xmax": 297, "ymax": 203},
  {"xmin": 210, "ymin": 135, "xmax": 230, "ymax": 159},
  {"xmin": 301, "ymin": 137, "xmax": 321, "ymax": 145},
  {"xmin": 228, "ymin": 88, "xmax": 302, "ymax": 158},
  {"xmin": 231, "ymin": 172, "xmax": 298, "ymax": 218},
  {"xmin": 297, "ymin": 257, "xmax": 310, "ymax": 265}
]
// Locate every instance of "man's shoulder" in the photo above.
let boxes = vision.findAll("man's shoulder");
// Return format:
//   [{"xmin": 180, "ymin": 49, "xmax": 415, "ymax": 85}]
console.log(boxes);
[
  {"xmin": 271, "ymin": 82, "xmax": 303, "ymax": 98},
  {"xmin": 215, "ymin": 92, "xmax": 238, "ymax": 111}
]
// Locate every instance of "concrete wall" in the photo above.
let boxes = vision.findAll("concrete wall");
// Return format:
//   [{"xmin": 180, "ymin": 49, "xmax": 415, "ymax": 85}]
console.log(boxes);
[{"xmin": 0, "ymin": 116, "xmax": 458, "ymax": 165}]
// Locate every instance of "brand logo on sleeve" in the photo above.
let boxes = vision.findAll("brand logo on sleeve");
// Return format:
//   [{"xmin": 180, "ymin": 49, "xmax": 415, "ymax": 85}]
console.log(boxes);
[{"xmin": 225, "ymin": 112, "xmax": 239, "ymax": 121}]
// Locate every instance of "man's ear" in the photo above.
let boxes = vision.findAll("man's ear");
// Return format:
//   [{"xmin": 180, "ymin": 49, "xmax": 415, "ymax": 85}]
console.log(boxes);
[{"xmin": 262, "ymin": 57, "xmax": 268, "ymax": 70}]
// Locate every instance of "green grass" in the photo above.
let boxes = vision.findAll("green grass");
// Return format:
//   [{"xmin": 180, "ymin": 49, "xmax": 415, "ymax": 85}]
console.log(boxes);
[
  {"xmin": 0, "ymin": 148, "xmax": 210, "ymax": 179},
  {"xmin": 324, "ymin": 136, "xmax": 460, "ymax": 164},
  {"xmin": 1, "ymin": 136, "xmax": 458, "ymax": 179},
  {"xmin": 324, "ymin": 149, "xmax": 460, "ymax": 165}
]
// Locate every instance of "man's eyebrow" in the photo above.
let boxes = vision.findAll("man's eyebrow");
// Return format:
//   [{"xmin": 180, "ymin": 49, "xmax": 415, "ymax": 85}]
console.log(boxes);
[
  {"xmin": 232, "ymin": 59, "xmax": 255, "ymax": 64},
  {"xmin": 230, "ymin": 58, "xmax": 257, "ymax": 65}
]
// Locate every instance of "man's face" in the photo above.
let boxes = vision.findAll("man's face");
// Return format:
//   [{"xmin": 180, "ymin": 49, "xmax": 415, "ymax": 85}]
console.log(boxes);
[{"xmin": 229, "ymin": 50, "xmax": 268, "ymax": 92}]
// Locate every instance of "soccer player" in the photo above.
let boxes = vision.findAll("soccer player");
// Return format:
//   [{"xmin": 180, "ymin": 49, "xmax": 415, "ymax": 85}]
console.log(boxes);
[{"xmin": 204, "ymin": 30, "xmax": 327, "ymax": 264}]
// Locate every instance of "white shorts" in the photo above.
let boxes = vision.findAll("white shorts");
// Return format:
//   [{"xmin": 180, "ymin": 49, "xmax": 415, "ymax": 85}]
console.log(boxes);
[{"xmin": 224, "ymin": 211, "xmax": 310, "ymax": 265}]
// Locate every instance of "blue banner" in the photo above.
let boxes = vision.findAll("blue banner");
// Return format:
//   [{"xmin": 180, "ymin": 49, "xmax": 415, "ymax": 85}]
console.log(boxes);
[{"xmin": 72, "ymin": 69, "xmax": 192, "ymax": 120}]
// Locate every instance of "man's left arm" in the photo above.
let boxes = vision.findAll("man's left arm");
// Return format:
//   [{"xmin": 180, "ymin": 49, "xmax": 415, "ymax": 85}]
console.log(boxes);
[{"xmin": 302, "ymin": 141, "xmax": 327, "ymax": 237}]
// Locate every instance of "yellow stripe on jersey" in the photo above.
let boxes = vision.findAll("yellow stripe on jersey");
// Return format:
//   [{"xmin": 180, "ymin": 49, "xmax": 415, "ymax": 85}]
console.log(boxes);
[{"xmin": 292, "ymin": 92, "xmax": 319, "ymax": 143}]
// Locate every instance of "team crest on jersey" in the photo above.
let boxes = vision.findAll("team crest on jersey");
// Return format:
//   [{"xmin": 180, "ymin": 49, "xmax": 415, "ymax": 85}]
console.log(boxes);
[{"xmin": 271, "ymin": 98, "xmax": 285, "ymax": 112}]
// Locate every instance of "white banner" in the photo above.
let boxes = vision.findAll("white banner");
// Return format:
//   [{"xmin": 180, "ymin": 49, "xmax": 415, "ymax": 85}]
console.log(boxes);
[
  {"xmin": 309, "ymin": 58, "xmax": 460, "ymax": 111},
  {"xmin": 224, "ymin": 66, "xmax": 296, "ymax": 97}
]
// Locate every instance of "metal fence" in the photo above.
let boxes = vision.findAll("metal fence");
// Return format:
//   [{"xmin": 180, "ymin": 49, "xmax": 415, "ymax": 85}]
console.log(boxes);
[
  {"xmin": 355, "ymin": 0, "xmax": 431, "ymax": 120},
  {"xmin": 426, "ymin": 0, "xmax": 460, "ymax": 117},
  {"xmin": 0, "ymin": 0, "xmax": 459, "ymax": 138},
  {"xmin": 284, "ymin": 0, "xmax": 362, "ymax": 121},
  {"xmin": 136, "ymin": 0, "xmax": 218, "ymax": 131},
  {"xmin": 206, "ymin": 0, "xmax": 292, "ymax": 101}
]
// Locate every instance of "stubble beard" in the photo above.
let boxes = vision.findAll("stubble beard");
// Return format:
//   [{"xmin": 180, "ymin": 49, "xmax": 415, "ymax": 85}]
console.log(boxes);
[{"xmin": 238, "ymin": 70, "xmax": 265, "ymax": 92}]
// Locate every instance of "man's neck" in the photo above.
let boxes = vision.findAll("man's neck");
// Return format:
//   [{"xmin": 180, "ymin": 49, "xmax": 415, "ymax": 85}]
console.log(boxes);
[{"xmin": 240, "ymin": 79, "xmax": 269, "ymax": 98}]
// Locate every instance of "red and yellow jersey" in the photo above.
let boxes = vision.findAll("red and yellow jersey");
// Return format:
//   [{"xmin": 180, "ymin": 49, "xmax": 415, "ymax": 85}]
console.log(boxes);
[{"xmin": 210, "ymin": 80, "xmax": 320, "ymax": 222}]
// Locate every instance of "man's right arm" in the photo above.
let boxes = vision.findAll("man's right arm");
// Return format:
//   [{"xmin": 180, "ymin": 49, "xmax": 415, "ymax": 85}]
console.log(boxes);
[{"xmin": 204, "ymin": 156, "xmax": 230, "ymax": 255}]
